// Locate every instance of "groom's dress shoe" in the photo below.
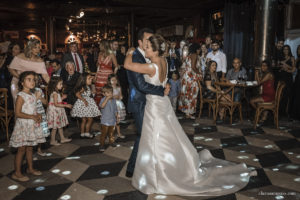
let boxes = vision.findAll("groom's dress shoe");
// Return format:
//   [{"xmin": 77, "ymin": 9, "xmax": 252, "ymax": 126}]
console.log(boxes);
[{"xmin": 126, "ymin": 171, "xmax": 133, "ymax": 178}]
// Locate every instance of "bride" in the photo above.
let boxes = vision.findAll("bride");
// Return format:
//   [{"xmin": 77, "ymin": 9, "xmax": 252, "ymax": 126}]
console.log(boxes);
[{"xmin": 124, "ymin": 34, "xmax": 256, "ymax": 196}]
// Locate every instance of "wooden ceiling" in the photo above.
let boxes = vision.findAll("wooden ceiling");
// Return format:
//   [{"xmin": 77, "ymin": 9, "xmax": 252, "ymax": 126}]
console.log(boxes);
[{"xmin": 0, "ymin": 0, "xmax": 224, "ymax": 32}]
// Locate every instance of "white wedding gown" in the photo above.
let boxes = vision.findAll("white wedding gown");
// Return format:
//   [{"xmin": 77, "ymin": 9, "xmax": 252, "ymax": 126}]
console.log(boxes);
[{"xmin": 132, "ymin": 63, "xmax": 254, "ymax": 196}]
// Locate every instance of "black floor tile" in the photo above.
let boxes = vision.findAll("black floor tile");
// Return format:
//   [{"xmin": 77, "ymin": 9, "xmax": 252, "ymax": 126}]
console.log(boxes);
[
  {"xmin": 13, "ymin": 183, "xmax": 72, "ymax": 200},
  {"xmin": 210, "ymin": 149, "xmax": 225, "ymax": 160},
  {"xmin": 19, "ymin": 158, "xmax": 64, "ymax": 172},
  {"xmin": 207, "ymin": 193, "xmax": 237, "ymax": 200},
  {"xmin": 70, "ymin": 146, "xmax": 101, "ymax": 156},
  {"xmin": 103, "ymin": 190, "xmax": 148, "ymax": 200},
  {"xmin": 256, "ymin": 151, "xmax": 291, "ymax": 168},
  {"xmin": 241, "ymin": 168, "xmax": 272, "ymax": 191},
  {"xmin": 220, "ymin": 136, "xmax": 248, "ymax": 148},
  {"xmin": 241, "ymin": 128, "xmax": 264, "ymax": 136},
  {"xmin": 77, "ymin": 161, "xmax": 126, "ymax": 181},
  {"xmin": 275, "ymin": 139, "xmax": 300, "ymax": 150},
  {"xmin": 289, "ymin": 128, "xmax": 300, "ymax": 138}
]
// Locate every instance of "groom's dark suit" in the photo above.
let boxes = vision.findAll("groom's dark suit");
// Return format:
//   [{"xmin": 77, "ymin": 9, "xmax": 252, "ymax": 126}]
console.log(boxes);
[{"xmin": 126, "ymin": 48, "xmax": 164, "ymax": 176}]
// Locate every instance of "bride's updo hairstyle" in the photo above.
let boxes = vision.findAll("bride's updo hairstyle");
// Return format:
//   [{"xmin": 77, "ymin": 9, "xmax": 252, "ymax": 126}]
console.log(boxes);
[{"xmin": 148, "ymin": 34, "xmax": 165, "ymax": 56}]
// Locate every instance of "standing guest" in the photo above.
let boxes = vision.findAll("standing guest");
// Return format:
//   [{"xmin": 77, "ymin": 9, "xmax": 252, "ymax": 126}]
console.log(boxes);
[
  {"xmin": 199, "ymin": 44, "xmax": 208, "ymax": 75},
  {"xmin": 110, "ymin": 40, "xmax": 119, "ymax": 56},
  {"xmin": 95, "ymin": 40, "xmax": 118, "ymax": 105},
  {"xmin": 33, "ymin": 74, "xmax": 49, "ymax": 156},
  {"xmin": 273, "ymin": 38, "xmax": 284, "ymax": 65},
  {"xmin": 86, "ymin": 47, "xmax": 97, "ymax": 72},
  {"xmin": 10, "ymin": 71, "xmax": 45, "ymax": 182},
  {"xmin": 226, "ymin": 58, "xmax": 248, "ymax": 102},
  {"xmin": 167, "ymin": 39, "xmax": 181, "ymax": 78},
  {"xmin": 168, "ymin": 72, "xmax": 181, "ymax": 111},
  {"xmin": 116, "ymin": 45, "xmax": 129, "ymax": 110},
  {"xmin": 278, "ymin": 45, "xmax": 295, "ymax": 116},
  {"xmin": 178, "ymin": 43, "xmax": 202, "ymax": 119},
  {"xmin": 206, "ymin": 40, "xmax": 227, "ymax": 80},
  {"xmin": 61, "ymin": 42, "xmax": 84, "ymax": 75},
  {"xmin": 108, "ymin": 74, "xmax": 126, "ymax": 139},
  {"xmin": 50, "ymin": 59, "xmax": 62, "ymax": 77},
  {"xmin": 8, "ymin": 39, "xmax": 50, "ymax": 103},
  {"xmin": 55, "ymin": 52, "xmax": 63, "ymax": 62},
  {"xmin": 250, "ymin": 61, "xmax": 275, "ymax": 123},
  {"xmin": 99, "ymin": 85, "xmax": 118, "ymax": 152},
  {"xmin": 71, "ymin": 73, "xmax": 101, "ymax": 138},
  {"xmin": 0, "ymin": 42, "xmax": 21, "ymax": 109},
  {"xmin": 0, "ymin": 42, "xmax": 20, "ymax": 90},
  {"xmin": 61, "ymin": 61, "xmax": 80, "ymax": 105},
  {"xmin": 178, "ymin": 40, "xmax": 186, "ymax": 58},
  {"xmin": 289, "ymin": 45, "xmax": 300, "ymax": 120},
  {"xmin": 205, "ymin": 35, "xmax": 213, "ymax": 53},
  {"xmin": 47, "ymin": 76, "xmax": 72, "ymax": 146}
]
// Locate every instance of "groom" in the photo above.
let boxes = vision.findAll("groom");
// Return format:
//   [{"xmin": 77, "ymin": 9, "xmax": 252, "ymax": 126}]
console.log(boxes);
[{"xmin": 126, "ymin": 28, "xmax": 169, "ymax": 178}]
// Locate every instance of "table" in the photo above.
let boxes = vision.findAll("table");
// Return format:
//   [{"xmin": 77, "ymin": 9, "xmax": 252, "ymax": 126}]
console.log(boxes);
[{"xmin": 215, "ymin": 81, "xmax": 260, "ymax": 119}]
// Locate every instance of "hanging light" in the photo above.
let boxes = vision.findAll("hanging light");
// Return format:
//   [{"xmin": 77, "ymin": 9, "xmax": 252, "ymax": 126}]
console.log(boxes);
[
  {"xmin": 76, "ymin": 9, "xmax": 84, "ymax": 18},
  {"xmin": 69, "ymin": 18, "xmax": 72, "ymax": 23}
]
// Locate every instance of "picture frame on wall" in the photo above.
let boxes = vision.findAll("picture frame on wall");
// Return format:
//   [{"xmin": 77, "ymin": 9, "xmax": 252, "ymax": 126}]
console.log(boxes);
[{"xmin": 3, "ymin": 31, "xmax": 19, "ymax": 39}]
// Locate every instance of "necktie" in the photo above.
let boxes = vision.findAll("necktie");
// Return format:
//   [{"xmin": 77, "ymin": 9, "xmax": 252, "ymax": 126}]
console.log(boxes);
[{"xmin": 74, "ymin": 53, "xmax": 80, "ymax": 72}]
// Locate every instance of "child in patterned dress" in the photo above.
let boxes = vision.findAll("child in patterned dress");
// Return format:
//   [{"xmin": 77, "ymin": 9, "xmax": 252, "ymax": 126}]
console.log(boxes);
[
  {"xmin": 47, "ymin": 76, "xmax": 72, "ymax": 145},
  {"xmin": 9, "ymin": 71, "xmax": 45, "ymax": 182},
  {"xmin": 33, "ymin": 74, "xmax": 49, "ymax": 156},
  {"xmin": 71, "ymin": 73, "xmax": 101, "ymax": 138},
  {"xmin": 108, "ymin": 74, "xmax": 126, "ymax": 139}
]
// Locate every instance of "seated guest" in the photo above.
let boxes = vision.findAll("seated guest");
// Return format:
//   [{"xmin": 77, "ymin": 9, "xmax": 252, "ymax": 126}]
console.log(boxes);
[
  {"xmin": 250, "ymin": 60, "xmax": 275, "ymax": 123},
  {"xmin": 61, "ymin": 61, "xmax": 80, "ymax": 105},
  {"xmin": 226, "ymin": 58, "xmax": 248, "ymax": 102},
  {"xmin": 50, "ymin": 59, "xmax": 62, "ymax": 77},
  {"xmin": 167, "ymin": 39, "xmax": 181, "ymax": 78},
  {"xmin": 203, "ymin": 61, "xmax": 231, "ymax": 120}
]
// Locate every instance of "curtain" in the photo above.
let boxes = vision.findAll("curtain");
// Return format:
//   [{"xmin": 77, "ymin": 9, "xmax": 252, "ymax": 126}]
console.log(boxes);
[{"xmin": 223, "ymin": 0, "xmax": 255, "ymax": 71}]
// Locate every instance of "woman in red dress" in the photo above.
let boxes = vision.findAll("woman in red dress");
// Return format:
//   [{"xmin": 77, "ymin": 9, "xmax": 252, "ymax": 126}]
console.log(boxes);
[
  {"xmin": 95, "ymin": 40, "xmax": 119, "ymax": 105},
  {"xmin": 250, "ymin": 60, "xmax": 275, "ymax": 122}
]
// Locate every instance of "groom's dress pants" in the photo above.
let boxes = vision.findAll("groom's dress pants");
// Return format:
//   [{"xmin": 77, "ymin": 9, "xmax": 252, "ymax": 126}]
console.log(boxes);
[{"xmin": 126, "ymin": 102, "xmax": 145, "ymax": 174}]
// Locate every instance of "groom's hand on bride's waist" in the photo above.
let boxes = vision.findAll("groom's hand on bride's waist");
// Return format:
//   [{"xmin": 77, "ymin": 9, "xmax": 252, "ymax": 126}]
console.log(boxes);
[{"xmin": 164, "ymin": 83, "xmax": 171, "ymax": 96}]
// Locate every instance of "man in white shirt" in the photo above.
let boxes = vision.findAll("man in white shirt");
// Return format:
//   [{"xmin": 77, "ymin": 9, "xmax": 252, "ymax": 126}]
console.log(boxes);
[{"xmin": 207, "ymin": 40, "xmax": 227, "ymax": 79}]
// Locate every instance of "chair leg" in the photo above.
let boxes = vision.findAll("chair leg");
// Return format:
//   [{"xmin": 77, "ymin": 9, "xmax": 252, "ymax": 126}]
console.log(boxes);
[
  {"xmin": 274, "ymin": 111, "xmax": 279, "ymax": 129},
  {"xmin": 239, "ymin": 105, "xmax": 243, "ymax": 123},
  {"xmin": 230, "ymin": 108, "xmax": 233, "ymax": 125},
  {"xmin": 208, "ymin": 104, "xmax": 211, "ymax": 118},
  {"xmin": 5, "ymin": 122, "xmax": 9, "ymax": 142},
  {"xmin": 254, "ymin": 108, "xmax": 260, "ymax": 129},
  {"xmin": 198, "ymin": 103, "xmax": 203, "ymax": 119},
  {"xmin": 212, "ymin": 104, "xmax": 216, "ymax": 122}
]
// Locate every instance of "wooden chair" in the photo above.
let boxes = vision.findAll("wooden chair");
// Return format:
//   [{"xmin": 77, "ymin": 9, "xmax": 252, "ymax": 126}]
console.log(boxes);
[
  {"xmin": 198, "ymin": 81, "xmax": 217, "ymax": 121},
  {"xmin": 216, "ymin": 85, "xmax": 243, "ymax": 124},
  {"xmin": 253, "ymin": 81, "xmax": 285, "ymax": 129},
  {"xmin": 0, "ymin": 88, "xmax": 14, "ymax": 141}
]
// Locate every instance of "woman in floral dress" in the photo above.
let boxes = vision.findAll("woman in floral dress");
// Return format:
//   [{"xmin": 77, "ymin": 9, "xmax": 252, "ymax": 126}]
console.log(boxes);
[{"xmin": 178, "ymin": 43, "xmax": 202, "ymax": 119}]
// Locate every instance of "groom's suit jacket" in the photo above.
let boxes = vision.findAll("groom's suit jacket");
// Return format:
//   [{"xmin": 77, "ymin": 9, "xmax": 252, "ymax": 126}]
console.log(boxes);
[{"xmin": 127, "ymin": 49, "xmax": 164, "ymax": 113}]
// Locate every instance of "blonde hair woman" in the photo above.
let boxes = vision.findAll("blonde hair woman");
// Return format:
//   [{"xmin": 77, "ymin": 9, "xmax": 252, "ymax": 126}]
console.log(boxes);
[
  {"xmin": 94, "ymin": 40, "xmax": 119, "ymax": 104},
  {"xmin": 9, "ymin": 39, "xmax": 49, "ymax": 103}
]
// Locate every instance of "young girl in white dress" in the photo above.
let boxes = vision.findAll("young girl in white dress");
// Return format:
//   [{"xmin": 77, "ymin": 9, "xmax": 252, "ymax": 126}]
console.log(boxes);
[
  {"xmin": 108, "ymin": 74, "xmax": 126, "ymax": 139},
  {"xmin": 10, "ymin": 71, "xmax": 45, "ymax": 182},
  {"xmin": 47, "ymin": 76, "xmax": 72, "ymax": 145},
  {"xmin": 71, "ymin": 73, "xmax": 101, "ymax": 138}
]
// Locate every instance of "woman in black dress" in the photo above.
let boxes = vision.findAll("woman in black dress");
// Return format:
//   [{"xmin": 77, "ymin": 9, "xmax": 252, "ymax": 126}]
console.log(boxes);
[
  {"xmin": 278, "ymin": 45, "xmax": 295, "ymax": 116},
  {"xmin": 290, "ymin": 45, "xmax": 300, "ymax": 120}
]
